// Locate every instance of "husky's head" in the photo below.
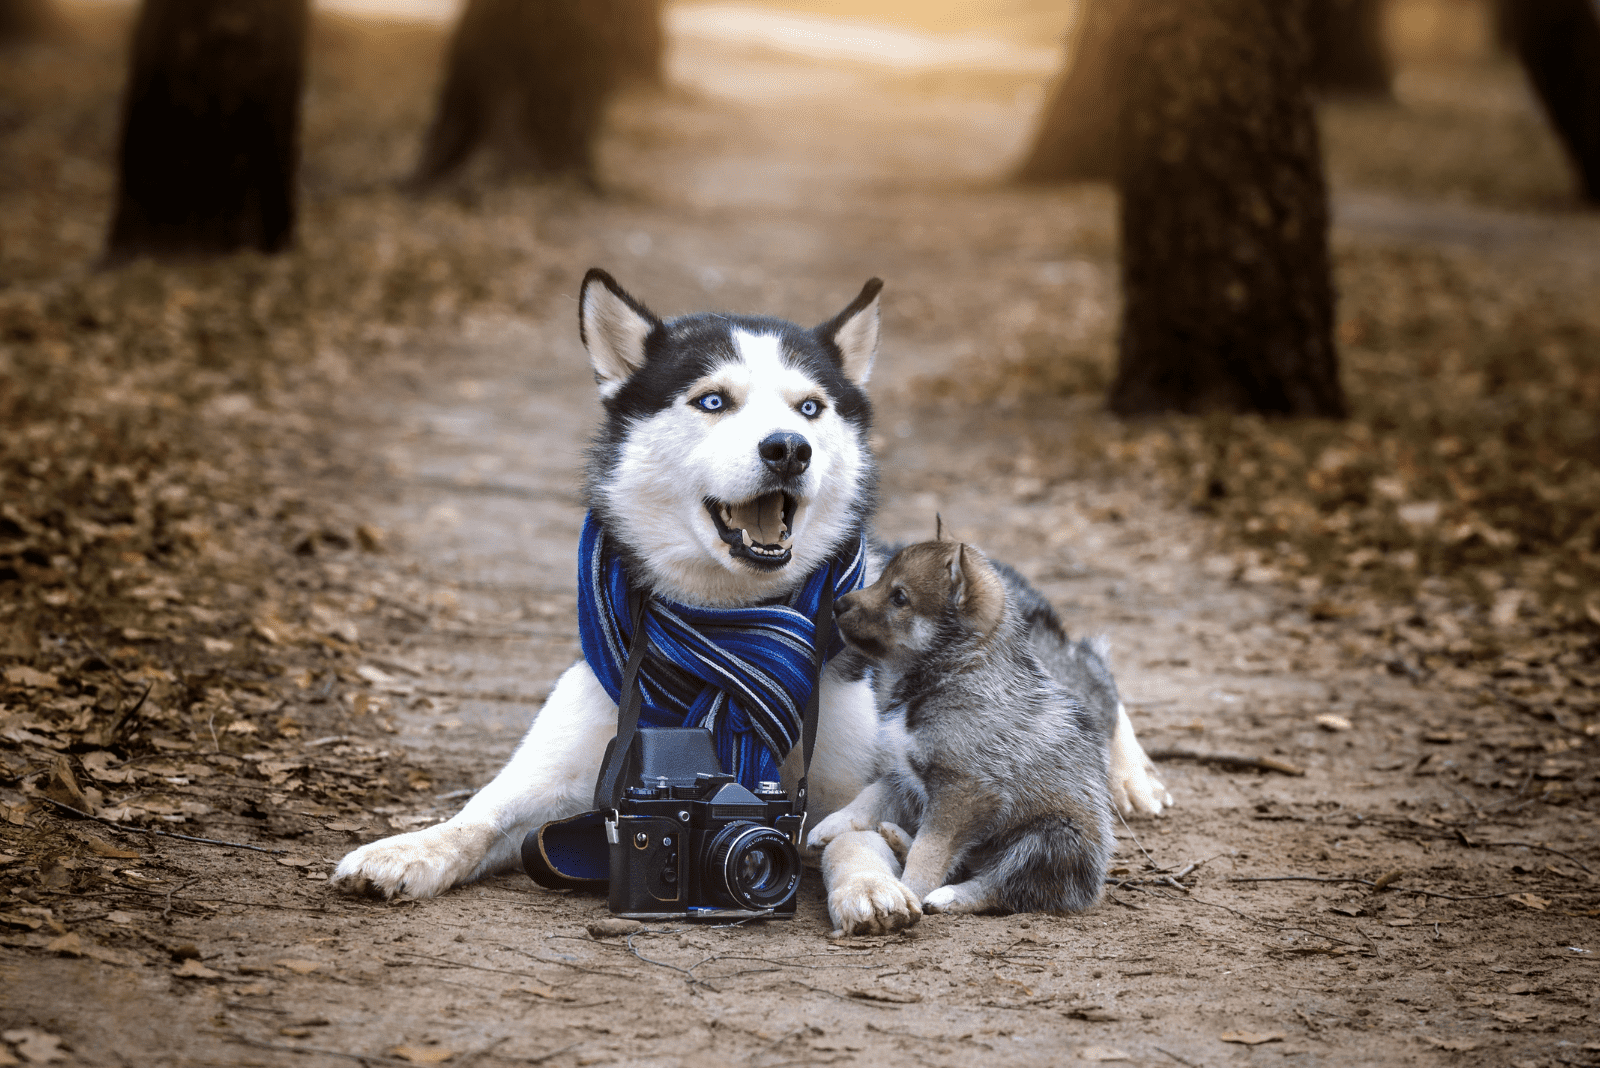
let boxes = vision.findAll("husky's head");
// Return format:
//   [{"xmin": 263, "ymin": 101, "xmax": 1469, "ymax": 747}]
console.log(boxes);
[{"xmin": 580, "ymin": 269, "xmax": 880, "ymax": 607}]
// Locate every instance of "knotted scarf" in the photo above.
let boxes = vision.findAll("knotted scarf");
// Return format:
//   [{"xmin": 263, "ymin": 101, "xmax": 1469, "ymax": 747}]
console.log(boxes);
[{"xmin": 577, "ymin": 511, "xmax": 866, "ymax": 789}]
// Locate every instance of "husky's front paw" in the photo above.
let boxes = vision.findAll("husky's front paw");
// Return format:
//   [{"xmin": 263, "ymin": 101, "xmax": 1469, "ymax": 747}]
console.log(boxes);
[
  {"xmin": 828, "ymin": 870, "xmax": 922, "ymax": 937},
  {"xmin": 331, "ymin": 822, "xmax": 495, "ymax": 900},
  {"xmin": 1111, "ymin": 752, "xmax": 1172, "ymax": 817},
  {"xmin": 821, "ymin": 829, "xmax": 921, "ymax": 937},
  {"xmin": 805, "ymin": 809, "xmax": 871, "ymax": 853},
  {"xmin": 1110, "ymin": 704, "xmax": 1174, "ymax": 817}
]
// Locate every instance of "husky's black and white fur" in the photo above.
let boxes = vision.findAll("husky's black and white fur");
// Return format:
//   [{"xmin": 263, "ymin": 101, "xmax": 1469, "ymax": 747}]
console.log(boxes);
[
  {"xmin": 817, "ymin": 538, "xmax": 1116, "ymax": 930},
  {"xmin": 332, "ymin": 270, "xmax": 1171, "ymax": 932}
]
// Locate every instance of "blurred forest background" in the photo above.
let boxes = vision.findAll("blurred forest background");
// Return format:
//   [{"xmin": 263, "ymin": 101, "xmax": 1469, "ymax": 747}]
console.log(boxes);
[
  {"xmin": 2, "ymin": 1, "xmax": 1600, "ymax": 1062},
  {"xmin": 1, "ymin": 0, "xmax": 1597, "ymax": 872}
]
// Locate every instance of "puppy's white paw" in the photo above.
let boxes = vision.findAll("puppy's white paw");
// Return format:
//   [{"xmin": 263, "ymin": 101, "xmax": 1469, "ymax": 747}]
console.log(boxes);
[
  {"xmin": 922, "ymin": 884, "xmax": 960, "ymax": 913},
  {"xmin": 878, "ymin": 821, "xmax": 913, "ymax": 861},
  {"xmin": 828, "ymin": 870, "xmax": 923, "ymax": 937},
  {"xmin": 331, "ymin": 822, "xmax": 495, "ymax": 900},
  {"xmin": 805, "ymin": 809, "xmax": 870, "ymax": 853}
]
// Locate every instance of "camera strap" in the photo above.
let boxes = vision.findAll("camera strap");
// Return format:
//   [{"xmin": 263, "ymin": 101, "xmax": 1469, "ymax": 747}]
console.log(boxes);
[
  {"xmin": 592, "ymin": 582, "xmax": 834, "ymax": 819},
  {"xmin": 595, "ymin": 588, "xmax": 652, "ymax": 812}
]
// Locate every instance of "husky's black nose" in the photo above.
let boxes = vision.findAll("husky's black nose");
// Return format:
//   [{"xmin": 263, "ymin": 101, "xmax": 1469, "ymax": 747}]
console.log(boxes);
[{"xmin": 759, "ymin": 432, "xmax": 811, "ymax": 478}]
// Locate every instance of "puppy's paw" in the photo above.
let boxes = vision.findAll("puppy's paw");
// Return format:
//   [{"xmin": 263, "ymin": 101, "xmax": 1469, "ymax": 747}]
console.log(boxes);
[
  {"xmin": 922, "ymin": 884, "xmax": 962, "ymax": 913},
  {"xmin": 330, "ymin": 822, "xmax": 493, "ymax": 900},
  {"xmin": 828, "ymin": 870, "xmax": 923, "ymax": 937},
  {"xmin": 805, "ymin": 809, "xmax": 870, "ymax": 853},
  {"xmin": 878, "ymin": 821, "xmax": 913, "ymax": 862},
  {"xmin": 1111, "ymin": 755, "xmax": 1173, "ymax": 817}
]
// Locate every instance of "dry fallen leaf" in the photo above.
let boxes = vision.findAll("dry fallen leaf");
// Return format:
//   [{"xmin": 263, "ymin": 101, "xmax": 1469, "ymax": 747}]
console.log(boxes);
[
  {"xmin": 2, "ymin": 1030, "xmax": 66, "ymax": 1065},
  {"xmin": 1314, "ymin": 713, "xmax": 1353, "ymax": 732},
  {"xmin": 276, "ymin": 959, "xmax": 323, "ymax": 975},
  {"xmin": 81, "ymin": 838, "xmax": 141, "ymax": 860},
  {"xmin": 173, "ymin": 958, "xmax": 223, "ymax": 980},
  {"xmin": 44, "ymin": 933, "xmax": 83, "ymax": 957},
  {"xmin": 1509, "ymin": 893, "xmax": 1550, "ymax": 911},
  {"xmin": 3, "ymin": 667, "xmax": 58, "ymax": 690},
  {"xmin": 1077, "ymin": 1047, "xmax": 1130, "ymax": 1062},
  {"xmin": 1419, "ymin": 1036, "xmax": 1479, "ymax": 1052},
  {"xmin": 391, "ymin": 1046, "xmax": 456, "ymax": 1065},
  {"xmin": 1219, "ymin": 1031, "xmax": 1286, "ymax": 1045}
]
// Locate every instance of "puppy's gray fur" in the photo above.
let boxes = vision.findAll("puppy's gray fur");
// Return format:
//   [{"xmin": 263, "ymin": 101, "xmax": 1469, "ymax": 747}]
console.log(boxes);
[{"xmin": 832, "ymin": 539, "xmax": 1115, "ymax": 914}]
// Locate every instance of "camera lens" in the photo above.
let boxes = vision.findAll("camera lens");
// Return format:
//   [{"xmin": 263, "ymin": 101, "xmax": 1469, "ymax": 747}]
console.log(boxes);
[{"xmin": 707, "ymin": 823, "xmax": 800, "ymax": 911}]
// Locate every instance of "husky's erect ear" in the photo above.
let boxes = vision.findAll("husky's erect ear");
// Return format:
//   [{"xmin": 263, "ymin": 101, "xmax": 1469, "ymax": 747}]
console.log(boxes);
[
  {"xmin": 816, "ymin": 277, "xmax": 883, "ymax": 386},
  {"xmin": 949, "ymin": 543, "xmax": 1004, "ymax": 637},
  {"xmin": 579, "ymin": 268, "xmax": 660, "ymax": 399}
]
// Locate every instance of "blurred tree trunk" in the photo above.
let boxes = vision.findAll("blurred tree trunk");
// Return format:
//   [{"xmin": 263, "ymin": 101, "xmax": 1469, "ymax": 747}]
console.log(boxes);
[
  {"xmin": 1496, "ymin": 0, "xmax": 1600, "ymax": 204},
  {"xmin": 1012, "ymin": 0, "xmax": 1132, "ymax": 182},
  {"xmin": 0, "ymin": 0, "xmax": 53, "ymax": 43},
  {"xmin": 1111, "ymin": 0, "xmax": 1345, "ymax": 418},
  {"xmin": 612, "ymin": 0, "xmax": 665, "ymax": 88},
  {"xmin": 106, "ymin": 0, "xmax": 308, "ymax": 261},
  {"xmin": 414, "ymin": 0, "xmax": 659, "ymax": 186},
  {"xmin": 1308, "ymin": 0, "xmax": 1392, "ymax": 97}
]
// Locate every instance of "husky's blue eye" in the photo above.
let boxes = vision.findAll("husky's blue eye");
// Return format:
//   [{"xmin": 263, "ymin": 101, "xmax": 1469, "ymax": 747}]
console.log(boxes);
[
  {"xmin": 693, "ymin": 392, "xmax": 726, "ymax": 412},
  {"xmin": 798, "ymin": 398, "xmax": 823, "ymax": 419}
]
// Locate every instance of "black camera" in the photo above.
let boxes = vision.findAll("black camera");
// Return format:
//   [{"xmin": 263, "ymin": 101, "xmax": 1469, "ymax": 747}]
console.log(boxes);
[{"xmin": 603, "ymin": 727, "xmax": 803, "ymax": 920}]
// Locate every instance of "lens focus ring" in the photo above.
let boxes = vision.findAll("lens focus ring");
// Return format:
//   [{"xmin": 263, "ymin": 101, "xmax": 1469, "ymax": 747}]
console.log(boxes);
[{"xmin": 707, "ymin": 823, "xmax": 800, "ymax": 910}]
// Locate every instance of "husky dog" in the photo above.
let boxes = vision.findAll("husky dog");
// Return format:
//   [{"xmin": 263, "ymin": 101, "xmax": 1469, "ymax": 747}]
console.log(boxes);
[
  {"xmin": 331, "ymin": 270, "xmax": 1171, "ymax": 933},
  {"xmin": 811, "ymin": 538, "xmax": 1117, "ymax": 922}
]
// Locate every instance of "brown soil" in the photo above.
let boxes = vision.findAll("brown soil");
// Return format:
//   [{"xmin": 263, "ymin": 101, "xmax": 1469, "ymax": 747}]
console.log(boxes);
[{"xmin": 3, "ymin": 5, "xmax": 1597, "ymax": 1068}]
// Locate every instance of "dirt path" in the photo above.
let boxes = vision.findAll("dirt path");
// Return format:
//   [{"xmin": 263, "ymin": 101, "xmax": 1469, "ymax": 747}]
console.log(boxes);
[{"xmin": 5, "ymin": 15, "xmax": 1597, "ymax": 1068}]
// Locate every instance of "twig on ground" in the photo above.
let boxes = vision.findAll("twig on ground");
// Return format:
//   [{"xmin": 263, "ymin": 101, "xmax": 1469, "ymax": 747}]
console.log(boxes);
[
  {"xmin": 163, "ymin": 877, "xmax": 198, "ymax": 922},
  {"xmin": 1153, "ymin": 1046, "xmax": 1199, "ymax": 1067},
  {"xmin": 1481, "ymin": 841, "xmax": 1595, "ymax": 875},
  {"xmin": 1147, "ymin": 748, "xmax": 1305, "ymax": 776},
  {"xmin": 38, "ymin": 797, "xmax": 289, "ymax": 854},
  {"xmin": 390, "ymin": 949, "xmax": 556, "ymax": 981},
  {"xmin": 217, "ymin": 1032, "xmax": 418, "ymax": 1067},
  {"xmin": 1226, "ymin": 875, "xmax": 1577, "ymax": 901}
]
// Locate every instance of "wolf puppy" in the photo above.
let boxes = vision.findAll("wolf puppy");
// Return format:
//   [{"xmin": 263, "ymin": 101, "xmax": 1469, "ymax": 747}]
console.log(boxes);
[{"xmin": 821, "ymin": 539, "xmax": 1116, "ymax": 917}]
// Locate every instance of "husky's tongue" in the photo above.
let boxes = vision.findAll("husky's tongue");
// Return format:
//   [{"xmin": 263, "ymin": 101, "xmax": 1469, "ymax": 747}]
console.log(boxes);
[{"xmin": 726, "ymin": 492, "xmax": 787, "ymax": 546}]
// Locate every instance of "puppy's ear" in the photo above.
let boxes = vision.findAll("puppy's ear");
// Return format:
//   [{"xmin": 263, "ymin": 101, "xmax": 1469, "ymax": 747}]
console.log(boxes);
[
  {"xmin": 949, "ymin": 543, "xmax": 1004, "ymax": 637},
  {"xmin": 815, "ymin": 277, "xmax": 882, "ymax": 386},
  {"xmin": 935, "ymin": 513, "xmax": 945, "ymax": 541},
  {"xmin": 580, "ymin": 268, "xmax": 660, "ymax": 399}
]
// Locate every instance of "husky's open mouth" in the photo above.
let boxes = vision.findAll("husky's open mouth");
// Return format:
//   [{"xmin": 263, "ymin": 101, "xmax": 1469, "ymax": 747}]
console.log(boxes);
[{"xmin": 704, "ymin": 492, "xmax": 798, "ymax": 570}]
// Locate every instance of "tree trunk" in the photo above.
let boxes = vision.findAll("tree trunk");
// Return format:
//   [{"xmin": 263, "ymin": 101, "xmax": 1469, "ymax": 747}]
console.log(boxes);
[
  {"xmin": 106, "ymin": 0, "xmax": 307, "ymax": 261},
  {"xmin": 1308, "ymin": 0, "xmax": 1392, "ymax": 97},
  {"xmin": 1496, "ymin": 0, "xmax": 1600, "ymax": 204},
  {"xmin": 1110, "ymin": 0, "xmax": 1345, "ymax": 419},
  {"xmin": 0, "ymin": 0, "xmax": 52, "ymax": 43},
  {"xmin": 1012, "ymin": 0, "xmax": 1132, "ymax": 183},
  {"xmin": 414, "ymin": 0, "xmax": 642, "ymax": 186},
  {"xmin": 611, "ymin": 0, "xmax": 665, "ymax": 88}
]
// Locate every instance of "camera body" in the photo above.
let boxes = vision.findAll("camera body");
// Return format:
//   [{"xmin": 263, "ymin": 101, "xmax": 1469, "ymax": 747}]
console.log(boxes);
[{"xmin": 605, "ymin": 727, "xmax": 803, "ymax": 920}]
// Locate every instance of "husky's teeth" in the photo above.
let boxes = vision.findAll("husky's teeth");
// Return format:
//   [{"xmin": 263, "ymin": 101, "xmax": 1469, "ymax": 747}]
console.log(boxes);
[{"xmin": 741, "ymin": 529, "xmax": 753, "ymax": 547}]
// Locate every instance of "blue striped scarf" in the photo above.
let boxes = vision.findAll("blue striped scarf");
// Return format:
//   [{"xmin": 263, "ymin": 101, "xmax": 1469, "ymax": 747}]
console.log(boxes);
[{"xmin": 577, "ymin": 512, "xmax": 866, "ymax": 789}]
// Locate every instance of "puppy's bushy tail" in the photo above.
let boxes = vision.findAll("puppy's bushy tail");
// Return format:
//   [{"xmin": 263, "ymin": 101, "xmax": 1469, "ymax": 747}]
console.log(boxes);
[{"xmin": 977, "ymin": 807, "xmax": 1114, "ymax": 914}]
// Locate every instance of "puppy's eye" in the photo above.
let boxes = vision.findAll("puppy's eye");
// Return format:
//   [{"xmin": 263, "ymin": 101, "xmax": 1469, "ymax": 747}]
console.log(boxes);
[
  {"xmin": 797, "ymin": 398, "xmax": 824, "ymax": 419},
  {"xmin": 693, "ymin": 392, "xmax": 727, "ymax": 413},
  {"xmin": 890, "ymin": 588, "xmax": 909, "ymax": 608}
]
